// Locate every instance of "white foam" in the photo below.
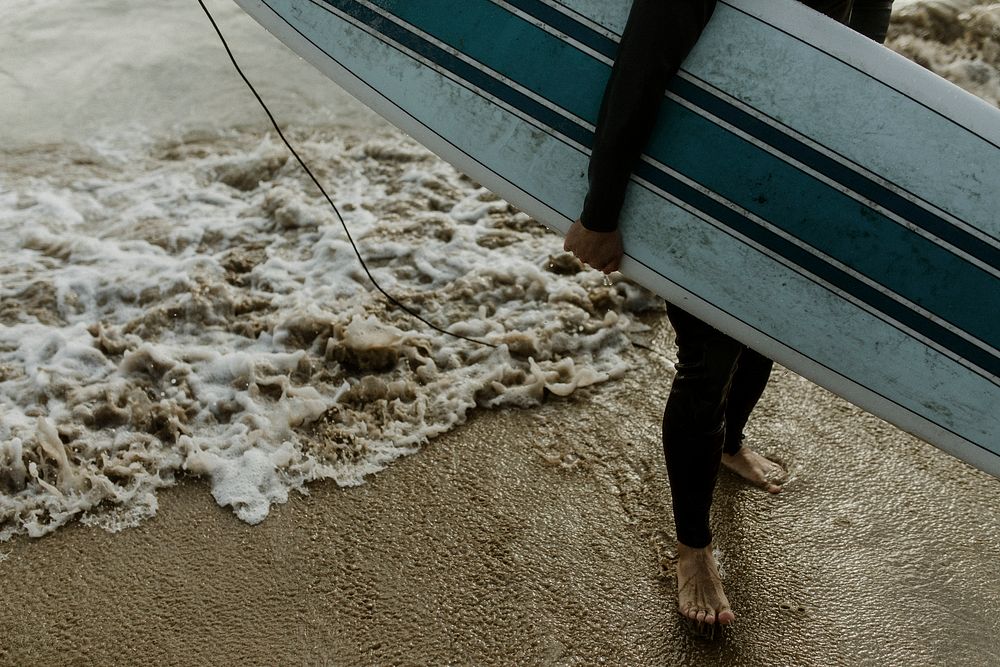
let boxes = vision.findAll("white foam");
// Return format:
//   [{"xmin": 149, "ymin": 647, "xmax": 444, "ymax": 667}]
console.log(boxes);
[{"xmin": 0, "ymin": 126, "xmax": 652, "ymax": 539}]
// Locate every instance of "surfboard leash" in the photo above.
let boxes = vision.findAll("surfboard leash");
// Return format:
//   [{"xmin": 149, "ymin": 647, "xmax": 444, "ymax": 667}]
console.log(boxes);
[{"xmin": 195, "ymin": 0, "xmax": 499, "ymax": 350}]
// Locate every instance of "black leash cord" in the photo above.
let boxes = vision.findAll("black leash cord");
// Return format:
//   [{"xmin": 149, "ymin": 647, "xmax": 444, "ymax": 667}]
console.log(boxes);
[{"xmin": 196, "ymin": 0, "xmax": 498, "ymax": 349}]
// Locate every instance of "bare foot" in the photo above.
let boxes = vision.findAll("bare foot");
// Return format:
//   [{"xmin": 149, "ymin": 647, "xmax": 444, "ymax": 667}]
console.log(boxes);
[
  {"xmin": 721, "ymin": 447, "xmax": 786, "ymax": 493},
  {"xmin": 676, "ymin": 542, "xmax": 735, "ymax": 628}
]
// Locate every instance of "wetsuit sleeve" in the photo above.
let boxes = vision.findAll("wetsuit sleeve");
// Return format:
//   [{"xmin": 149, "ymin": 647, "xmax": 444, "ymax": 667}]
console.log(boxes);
[
  {"xmin": 849, "ymin": 0, "xmax": 894, "ymax": 44},
  {"xmin": 579, "ymin": 0, "xmax": 717, "ymax": 232}
]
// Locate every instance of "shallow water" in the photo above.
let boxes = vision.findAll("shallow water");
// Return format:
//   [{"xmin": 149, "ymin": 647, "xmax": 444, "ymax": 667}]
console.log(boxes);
[{"xmin": 1, "ymin": 0, "xmax": 997, "ymax": 539}]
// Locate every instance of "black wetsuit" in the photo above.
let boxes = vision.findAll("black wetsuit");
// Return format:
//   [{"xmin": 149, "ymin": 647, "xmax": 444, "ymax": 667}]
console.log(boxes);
[{"xmin": 580, "ymin": 0, "xmax": 893, "ymax": 549}]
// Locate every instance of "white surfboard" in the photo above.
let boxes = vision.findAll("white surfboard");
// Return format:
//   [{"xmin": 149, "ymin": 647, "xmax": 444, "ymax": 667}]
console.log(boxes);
[{"xmin": 231, "ymin": 0, "xmax": 1000, "ymax": 477}]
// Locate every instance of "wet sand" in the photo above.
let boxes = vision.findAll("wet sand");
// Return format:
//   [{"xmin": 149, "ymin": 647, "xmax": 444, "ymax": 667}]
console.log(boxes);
[{"xmin": 2, "ymin": 316, "xmax": 998, "ymax": 666}]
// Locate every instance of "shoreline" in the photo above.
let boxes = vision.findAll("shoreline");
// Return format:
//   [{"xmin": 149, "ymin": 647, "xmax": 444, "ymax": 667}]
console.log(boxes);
[{"xmin": 2, "ymin": 319, "xmax": 998, "ymax": 665}]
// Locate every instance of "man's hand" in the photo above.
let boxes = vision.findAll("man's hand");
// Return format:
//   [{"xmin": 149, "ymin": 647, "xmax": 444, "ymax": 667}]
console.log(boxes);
[{"xmin": 563, "ymin": 219, "xmax": 624, "ymax": 274}]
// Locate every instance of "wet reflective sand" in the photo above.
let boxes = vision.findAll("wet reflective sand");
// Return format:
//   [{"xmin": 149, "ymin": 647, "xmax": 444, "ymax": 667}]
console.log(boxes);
[{"xmin": 2, "ymin": 316, "xmax": 997, "ymax": 665}]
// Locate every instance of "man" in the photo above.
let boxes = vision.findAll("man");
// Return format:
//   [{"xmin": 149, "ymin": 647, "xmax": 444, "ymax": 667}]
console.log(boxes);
[{"xmin": 563, "ymin": 0, "xmax": 894, "ymax": 628}]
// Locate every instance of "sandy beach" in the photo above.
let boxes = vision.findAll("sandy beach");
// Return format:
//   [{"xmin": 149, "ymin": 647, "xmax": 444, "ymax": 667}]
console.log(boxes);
[
  {"xmin": 3, "ymin": 316, "xmax": 999, "ymax": 665},
  {"xmin": 2, "ymin": 0, "xmax": 1000, "ymax": 664}
]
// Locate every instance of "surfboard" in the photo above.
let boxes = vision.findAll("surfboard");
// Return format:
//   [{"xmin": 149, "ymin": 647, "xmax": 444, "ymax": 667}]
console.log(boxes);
[{"xmin": 231, "ymin": 0, "xmax": 1000, "ymax": 478}]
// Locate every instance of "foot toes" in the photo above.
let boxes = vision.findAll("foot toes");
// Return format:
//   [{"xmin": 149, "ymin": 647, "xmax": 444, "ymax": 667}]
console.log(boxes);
[{"xmin": 718, "ymin": 608, "xmax": 736, "ymax": 624}]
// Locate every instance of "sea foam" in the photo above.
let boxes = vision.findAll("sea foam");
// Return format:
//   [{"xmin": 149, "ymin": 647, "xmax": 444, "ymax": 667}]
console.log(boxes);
[{"xmin": 0, "ymin": 129, "xmax": 653, "ymax": 538}]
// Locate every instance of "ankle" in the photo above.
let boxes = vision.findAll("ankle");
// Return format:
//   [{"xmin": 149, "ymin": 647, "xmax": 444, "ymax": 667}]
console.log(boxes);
[{"xmin": 677, "ymin": 541, "xmax": 713, "ymax": 556}]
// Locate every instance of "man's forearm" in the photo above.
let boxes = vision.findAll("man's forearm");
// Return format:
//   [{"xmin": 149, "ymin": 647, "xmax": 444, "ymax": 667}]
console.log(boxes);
[{"xmin": 579, "ymin": 0, "xmax": 717, "ymax": 232}]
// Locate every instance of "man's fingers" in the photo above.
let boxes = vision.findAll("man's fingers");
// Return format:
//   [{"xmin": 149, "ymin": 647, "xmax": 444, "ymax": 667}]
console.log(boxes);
[{"xmin": 563, "ymin": 221, "xmax": 624, "ymax": 274}]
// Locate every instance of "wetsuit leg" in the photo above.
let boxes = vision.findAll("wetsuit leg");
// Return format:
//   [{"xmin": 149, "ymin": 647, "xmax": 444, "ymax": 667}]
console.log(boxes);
[
  {"xmin": 722, "ymin": 348, "xmax": 774, "ymax": 455},
  {"xmin": 658, "ymin": 0, "xmax": 893, "ymax": 551},
  {"xmin": 849, "ymin": 0, "xmax": 894, "ymax": 43},
  {"xmin": 662, "ymin": 304, "xmax": 744, "ymax": 548}
]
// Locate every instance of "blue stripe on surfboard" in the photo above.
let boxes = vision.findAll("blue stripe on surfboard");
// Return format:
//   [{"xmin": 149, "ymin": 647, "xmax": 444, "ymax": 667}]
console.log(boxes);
[
  {"xmin": 649, "ymin": 101, "xmax": 1000, "ymax": 352},
  {"xmin": 632, "ymin": 158, "xmax": 1000, "ymax": 381},
  {"xmin": 496, "ymin": 0, "xmax": 617, "ymax": 59},
  {"xmin": 319, "ymin": 0, "xmax": 592, "ymax": 146},
  {"xmin": 366, "ymin": 0, "xmax": 607, "ymax": 122},
  {"xmin": 314, "ymin": 0, "xmax": 1000, "ymax": 378},
  {"xmin": 670, "ymin": 75, "xmax": 1000, "ymax": 270}
]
